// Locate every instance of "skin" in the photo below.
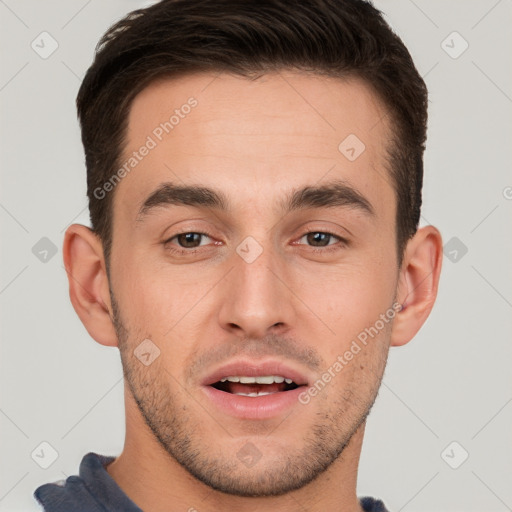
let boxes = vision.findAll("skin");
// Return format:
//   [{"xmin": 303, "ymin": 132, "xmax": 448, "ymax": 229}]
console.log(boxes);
[{"xmin": 64, "ymin": 71, "xmax": 442, "ymax": 512}]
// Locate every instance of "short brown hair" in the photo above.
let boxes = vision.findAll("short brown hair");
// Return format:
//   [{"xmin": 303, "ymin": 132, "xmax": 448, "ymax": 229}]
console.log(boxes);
[{"xmin": 77, "ymin": 0, "xmax": 428, "ymax": 269}]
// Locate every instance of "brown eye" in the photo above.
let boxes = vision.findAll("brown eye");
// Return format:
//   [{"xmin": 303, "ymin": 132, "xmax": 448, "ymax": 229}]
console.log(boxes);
[
  {"xmin": 164, "ymin": 232, "xmax": 212, "ymax": 250},
  {"xmin": 301, "ymin": 232, "xmax": 339, "ymax": 247},
  {"xmin": 175, "ymin": 233, "xmax": 205, "ymax": 248},
  {"xmin": 163, "ymin": 230, "xmax": 219, "ymax": 257}
]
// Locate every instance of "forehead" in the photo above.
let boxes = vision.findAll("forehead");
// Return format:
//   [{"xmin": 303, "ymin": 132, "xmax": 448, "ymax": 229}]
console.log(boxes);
[{"xmin": 116, "ymin": 71, "xmax": 395, "ymax": 220}]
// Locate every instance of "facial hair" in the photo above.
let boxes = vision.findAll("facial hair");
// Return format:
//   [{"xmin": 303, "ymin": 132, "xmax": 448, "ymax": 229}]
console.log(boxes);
[{"xmin": 110, "ymin": 290, "xmax": 389, "ymax": 497}]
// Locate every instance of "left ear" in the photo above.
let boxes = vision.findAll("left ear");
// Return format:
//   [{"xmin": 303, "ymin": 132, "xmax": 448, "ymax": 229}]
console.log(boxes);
[{"xmin": 391, "ymin": 225, "xmax": 443, "ymax": 347}]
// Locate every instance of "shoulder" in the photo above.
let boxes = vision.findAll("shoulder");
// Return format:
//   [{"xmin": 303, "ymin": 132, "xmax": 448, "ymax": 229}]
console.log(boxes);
[
  {"xmin": 33, "ymin": 452, "xmax": 141, "ymax": 512},
  {"xmin": 360, "ymin": 496, "xmax": 391, "ymax": 512}
]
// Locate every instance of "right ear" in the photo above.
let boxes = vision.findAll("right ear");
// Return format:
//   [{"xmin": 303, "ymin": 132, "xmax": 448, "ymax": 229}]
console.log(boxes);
[{"xmin": 63, "ymin": 224, "xmax": 118, "ymax": 347}]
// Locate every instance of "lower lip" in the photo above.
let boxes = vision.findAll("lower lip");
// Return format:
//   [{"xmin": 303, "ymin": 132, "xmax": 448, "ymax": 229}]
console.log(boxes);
[{"xmin": 201, "ymin": 385, "xmax": 305, "ymax": 420}]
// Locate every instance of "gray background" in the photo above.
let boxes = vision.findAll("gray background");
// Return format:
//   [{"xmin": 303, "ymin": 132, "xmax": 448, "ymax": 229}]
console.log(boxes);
[{"xmin": 1, "ymin": 0, "xmax": 511, "ymax": 510}]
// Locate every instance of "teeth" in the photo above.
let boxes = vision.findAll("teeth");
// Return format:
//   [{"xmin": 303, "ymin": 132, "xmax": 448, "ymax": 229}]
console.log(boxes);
[
  {"xmin": 220, "ymin": 375, "xmax": 293, "ymax": 384},
  {"xmin": 234, "ymin": 391, "xmax": 276, "ymax": 397}
]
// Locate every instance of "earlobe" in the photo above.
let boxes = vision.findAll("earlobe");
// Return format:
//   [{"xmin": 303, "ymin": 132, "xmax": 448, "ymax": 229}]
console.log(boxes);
[
  {"xmin": 63, "ymin": 224, "xmax": 118, "ymax": 347},
  {"xmin": 390, "ymin": 225, "xmax": 443, "ymax": 347}
]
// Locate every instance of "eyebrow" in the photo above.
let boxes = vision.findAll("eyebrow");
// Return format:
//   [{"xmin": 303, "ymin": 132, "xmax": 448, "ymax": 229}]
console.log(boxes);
[
  {"xmin": 137, "ymin": 183, "xmax": 229, "ymax": 221},
  {"xmin": 136, "ymin": 179, "xmax": 375, "ymax": 222},
  {"xmin": 281, "ymin": 180, "xmax": 375, "ymax": 216}
]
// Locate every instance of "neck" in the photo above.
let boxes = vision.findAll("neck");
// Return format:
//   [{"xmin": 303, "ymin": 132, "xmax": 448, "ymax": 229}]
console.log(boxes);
[{"xmin": 106, "ymin": 384, "xmax": 365, "ymax": 512}]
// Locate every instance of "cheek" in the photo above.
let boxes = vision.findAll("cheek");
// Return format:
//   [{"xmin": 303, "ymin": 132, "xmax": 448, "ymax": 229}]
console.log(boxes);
[
  {"xmin": 300, "ymin": 259, "xmax": 397, "ymax": 317},
  {"xmin": 294, "ymin": 260, "xmax": 397, "ymax": 361},
  {"xmin": 114, "ymin": 253, "xmax": 207, "ymax": 329},
  {"xmin": 115, "ymin": 259, "xmax": 219, "ymax": 375}
]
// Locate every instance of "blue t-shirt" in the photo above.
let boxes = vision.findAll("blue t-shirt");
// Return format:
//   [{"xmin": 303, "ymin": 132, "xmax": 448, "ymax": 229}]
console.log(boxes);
[{"xmin": 34, "ymin": 452, "xmax": 389, "ymax": 511}]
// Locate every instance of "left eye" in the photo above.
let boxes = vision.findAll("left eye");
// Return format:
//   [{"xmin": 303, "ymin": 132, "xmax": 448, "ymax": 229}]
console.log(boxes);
[
  {"xmin": 168, "ymin": 232, "xmax": 212, "ymax": 248},
  {"xmin": 298, "ymin": 232, "xmax": 340, "ymax": 247}
]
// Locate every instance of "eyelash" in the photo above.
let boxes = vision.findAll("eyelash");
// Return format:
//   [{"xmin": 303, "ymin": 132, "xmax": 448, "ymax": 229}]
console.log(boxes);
[
  {"xmin": 164, "ymin": 230, "xmax": 218, "ymax": 256},
  {"xmin": 296, "ymin": 232, "xmax": 347, "ymax": 253},
  {"xmin": 163, "ymin": 230, "xmax": 347, "ymax": 256}
]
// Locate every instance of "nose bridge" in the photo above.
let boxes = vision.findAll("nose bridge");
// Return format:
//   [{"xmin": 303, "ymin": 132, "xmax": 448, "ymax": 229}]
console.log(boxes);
[{"xmin": 218, "ymin": 235, "xmax": 294, "ymax": 337}]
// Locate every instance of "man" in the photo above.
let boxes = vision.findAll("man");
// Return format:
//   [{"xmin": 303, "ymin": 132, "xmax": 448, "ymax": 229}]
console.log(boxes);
[{"xmin": 34, "ymin": 0, "xmax": 442, "ymax": 510}]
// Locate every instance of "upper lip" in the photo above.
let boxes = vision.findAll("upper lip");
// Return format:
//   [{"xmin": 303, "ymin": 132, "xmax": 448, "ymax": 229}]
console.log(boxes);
[{"xmin": 201, "ymin": 359, "xmax": 310, "ymax": 387}]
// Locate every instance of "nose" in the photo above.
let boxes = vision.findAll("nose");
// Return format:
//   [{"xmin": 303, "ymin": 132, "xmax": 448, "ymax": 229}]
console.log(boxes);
[{"xmin": 217, "ymin": 240, "xmax": 296, "ymax": 340}]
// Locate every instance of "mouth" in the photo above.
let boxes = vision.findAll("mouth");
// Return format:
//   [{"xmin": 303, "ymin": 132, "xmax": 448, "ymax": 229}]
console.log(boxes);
[
  {"xmin": 200, "ymin": 361, "xmax": 310, "ymax": 419},
  {"xmin": 210, "ymin": 375, "xmax": 300, "ymax": 397}
]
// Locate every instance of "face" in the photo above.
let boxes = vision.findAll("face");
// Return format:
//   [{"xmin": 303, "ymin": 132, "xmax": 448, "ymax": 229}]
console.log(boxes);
[{"xmin": 108, "ymin": 71, "xmax": 399, "ymax": 496}]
